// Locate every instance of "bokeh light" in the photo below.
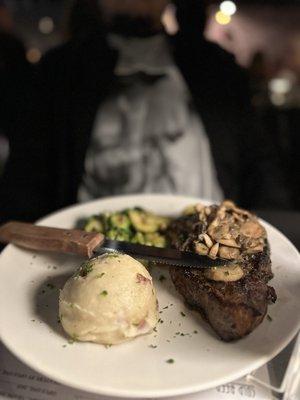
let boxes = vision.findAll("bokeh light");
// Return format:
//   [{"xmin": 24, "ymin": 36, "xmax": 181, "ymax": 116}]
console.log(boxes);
[
  {"xmin": 38, "ymin": 16, "xmax": 54, "ymax": 35},
  {"xmin": 220, "ymin": 1, "xmax": 237, "ymax": 17},
  {"xmin": 215, "ymin": 11, "xmax": 231, "ymax": 25},
  {"xmin": 26, "ymin": 48, "xmax": 42, "ymax": 64}
]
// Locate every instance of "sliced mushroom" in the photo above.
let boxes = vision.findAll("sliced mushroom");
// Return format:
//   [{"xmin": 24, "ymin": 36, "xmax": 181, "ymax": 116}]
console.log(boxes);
[
  {"xmin": 201, "ymin": 233, "xmax": 214, "ymax": 248},
  {"xmin": 208, "ymin": 221, "xmax": 232, "ymax": 241},
  {"xmin": 204, "ymin": 264, "xmax": 244, "ymax": 282},
  {"xmin": 222, "ymin": 200, "xmax": 236, "ymax": 209},
  {"xmin": 232, "ymin": 212, "xmax": 245, "ymax": 223},
  {"xmin": 233, "ymin": 206, "xmax": 251, "ymax": 217},
  {"xmin": 195, "ymin": 203, "xmax": 205, "ymax": 213},
  {"xmin": 246, "ymin": 244, "xmax": 264, "ymax": 253},
  {"xmin": 217, "ymin": 238, "xmax": 240, "ymax": 248},
  {"xmin": 209, "ymin": 243, "xmax": 219, "ymax": 259},
  {"xmin": 195, "ymin": 242, "xmax": 209, "ymax": 255},
  {"xmin": 217, "ymin": 206, "xmax": 227, "ymax": 220},
  {"xmin": 240, "ymin": 220, "xmax": 265, "ymax": 239},
  {"xmin": 218, "ymin": 246, "xmax": 240, "ymax": 260}
]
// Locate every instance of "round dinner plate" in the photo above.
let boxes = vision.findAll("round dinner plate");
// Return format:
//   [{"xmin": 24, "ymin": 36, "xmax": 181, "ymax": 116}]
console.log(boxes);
[{"xmin": 0, "ymin": 194, "xmax": 300, "ymax": 398}]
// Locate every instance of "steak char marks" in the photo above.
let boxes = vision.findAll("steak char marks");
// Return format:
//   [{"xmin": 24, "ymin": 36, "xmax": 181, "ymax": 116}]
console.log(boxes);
[{"xmin": 168, "ymin": 201, "xmax": 277, "ymax": 341}]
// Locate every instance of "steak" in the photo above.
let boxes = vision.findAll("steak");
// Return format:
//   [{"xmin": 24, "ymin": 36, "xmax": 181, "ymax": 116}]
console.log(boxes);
[{"xmin": 168, "ymin": 201, "xmax": 277, "ymax": 341}]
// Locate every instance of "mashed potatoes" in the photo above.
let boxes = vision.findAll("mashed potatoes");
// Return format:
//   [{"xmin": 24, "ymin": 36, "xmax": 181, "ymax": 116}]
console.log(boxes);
[{"xmin": 59, "ymin": 254, "xmax": 158, "ymax": 345}]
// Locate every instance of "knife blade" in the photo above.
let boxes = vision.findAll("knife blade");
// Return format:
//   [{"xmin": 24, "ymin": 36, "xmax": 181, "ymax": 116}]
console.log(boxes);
[{"xmin": 94, "ymin": 239, "xmax": 227, "ymax": 269}]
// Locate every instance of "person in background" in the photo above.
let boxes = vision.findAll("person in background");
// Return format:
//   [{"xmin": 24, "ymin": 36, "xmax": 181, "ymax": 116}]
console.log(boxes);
[{"xmin": 0, "ymin": 0, "xmax": 290, "ymax": 224}]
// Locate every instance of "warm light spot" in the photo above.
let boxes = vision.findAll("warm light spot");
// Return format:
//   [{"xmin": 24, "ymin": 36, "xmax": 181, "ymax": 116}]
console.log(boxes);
[
  {"xmin": 162, "ymin": 4, "xmax": 179, "ymax": 36},
  {"xmin": 270, "ymin": 93, "xmax": 286, "ymax": 106},
  {"xmin": 268, "ymin": 78, "xmax": 292, "ymax": 94},
  {"xmin": 220, "ymin": 1, "xmax": 237, "ymax": 16},
  {"xmin": 215, "ymin": 11, "xmax": 231, "ymax": 25},
  {"xmin": 38, "ymin": 16, "xmax": 54, "ymax": 34},
  {"xmin": 26, "ymin": 48, "xmax": 42, "ymax": 64}
]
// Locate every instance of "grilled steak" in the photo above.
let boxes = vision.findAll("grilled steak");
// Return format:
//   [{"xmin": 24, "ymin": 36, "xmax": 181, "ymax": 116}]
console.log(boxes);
[{"xmin": 168, "ymin": 201, "xmax": 277, "ymax": 341}]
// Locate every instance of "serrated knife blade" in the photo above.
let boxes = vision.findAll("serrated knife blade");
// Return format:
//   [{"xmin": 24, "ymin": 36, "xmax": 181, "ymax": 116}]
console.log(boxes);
[{"xmin": 93, "ymin": 239, "xmax": 227, "ymax": 269}]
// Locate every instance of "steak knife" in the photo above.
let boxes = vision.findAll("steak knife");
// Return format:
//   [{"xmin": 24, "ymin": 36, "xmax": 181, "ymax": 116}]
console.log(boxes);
[{"xmin": 0, "ymin": 221, "xmax": 227, "ymax": 269}]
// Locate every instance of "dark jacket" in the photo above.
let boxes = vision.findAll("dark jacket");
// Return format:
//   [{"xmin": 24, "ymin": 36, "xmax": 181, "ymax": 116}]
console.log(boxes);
[{"xmin": 0, "ymin": 6, "xmax": 290, "ymax": 224}]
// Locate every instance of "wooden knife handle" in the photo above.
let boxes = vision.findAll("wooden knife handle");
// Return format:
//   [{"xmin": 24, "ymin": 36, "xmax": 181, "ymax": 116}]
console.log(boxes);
[{"xmin": 0, "ymin": 221, "xmax": 105, "ymax": 258}]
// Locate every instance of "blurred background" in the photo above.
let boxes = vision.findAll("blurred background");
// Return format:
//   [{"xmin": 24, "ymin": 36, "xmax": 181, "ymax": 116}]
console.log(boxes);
[{"xmin": 0, "ymin": 0, "xmax": 299, "ymax": 213}]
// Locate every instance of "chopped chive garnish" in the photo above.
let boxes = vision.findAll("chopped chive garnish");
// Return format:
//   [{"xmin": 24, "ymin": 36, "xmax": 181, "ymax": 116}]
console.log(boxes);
[{"xmin": 166, "ymin": 359, "xmax": 174, "ymax": 364}]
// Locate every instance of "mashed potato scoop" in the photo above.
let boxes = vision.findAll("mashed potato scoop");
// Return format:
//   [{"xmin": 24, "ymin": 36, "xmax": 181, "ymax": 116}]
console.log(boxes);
[{"xmin": 59, "ymin": 254, "xmax": 158, "ymax": 345}]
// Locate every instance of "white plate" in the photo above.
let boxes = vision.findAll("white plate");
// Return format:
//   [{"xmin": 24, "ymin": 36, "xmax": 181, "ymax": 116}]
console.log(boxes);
[{"xmin": 0, "ymin": 194, "xmax": 300, "ymax": 399}]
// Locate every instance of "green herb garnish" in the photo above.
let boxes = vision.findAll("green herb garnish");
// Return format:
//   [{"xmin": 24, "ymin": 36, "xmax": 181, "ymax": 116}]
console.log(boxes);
[
  {"xmin": 100, "ymin": 290, "xmax": 108, "ymax": 297},
  {"xmin": 166, "ymin": 359, "xmax": 174, "ymax": 364},
  {"xmin": 180, "ymin": 312, "xmax": 186, "ymax": 317},
  {"xmin": 105, "ymin": 253, "xmax": 119, "ymax": 258},
  {"xmin": 267, "ymin": 314, "xmax": 273, "ymax": 321},
  {"xmin": 149, "ymin": 345, "xmax": 157, "ymax": 348},
  {"xmin": 96, "ymin": 272, "xmax": 105, "ymax": 279},
  {"xmin": 76, "ymin": 261, "xmax": 94, "ymax": 277}
]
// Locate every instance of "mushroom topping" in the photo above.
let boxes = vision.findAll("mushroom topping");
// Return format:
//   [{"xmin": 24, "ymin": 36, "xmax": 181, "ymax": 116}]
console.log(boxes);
[
  {"xmin": 204, "ymin": 264, "xmax": 244, "ymax": 282},
  {"xmin": 240, "ymin": 220, "xmax": 265, "ymax": 239},
  {"xmin": 185, "ymin": 199, "xmax": 266, "ymax": 265},
  {"xmin": 219, "ymin": 246, "xmax": 240, "ymax": 260},
  {"xmin": 195, "ymin": 242, "xmax": 209, "ymax": 255},
  {"xmin": 222, "ymin": 200, "xmax": 236, "ymax": 209},
  {"xmin": 204, "ymin": 207, "xmax": 211, "ymax": 216},
  {"xmin": 201, "ymin": 233, "xmax": 214, "ymax": 248},
  {"xmin": 217, "ymin": 238, "xmax": 240, "ymax": 248},
  {"xmin": 209, "ymin": 243, "xmax": 219, "ymax": 259},
  {"xmin": 246, "ymin": 244, "xmax": 264, "ymax": 253},
  {"xmin": 195, "ymin": 203, "xmax": 205, "ymax": 213},
  {"xmin": 208, "ymin": 220, "xmax": 232, "ymax": 241}
]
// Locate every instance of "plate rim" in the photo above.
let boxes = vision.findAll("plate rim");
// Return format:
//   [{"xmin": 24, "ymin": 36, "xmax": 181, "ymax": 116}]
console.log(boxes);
[{"xmin": 0, "ymin": 193, "xmax": 300, "ymax": 398}]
